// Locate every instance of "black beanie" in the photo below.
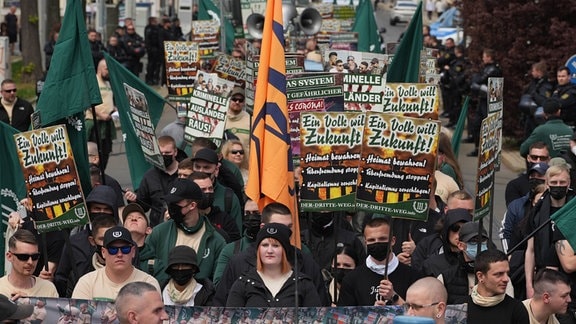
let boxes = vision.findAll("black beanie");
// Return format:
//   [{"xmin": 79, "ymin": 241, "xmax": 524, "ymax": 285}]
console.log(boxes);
[{"xmin": 256, "ymin": 223, "xmax": 292, "ymax": 255}]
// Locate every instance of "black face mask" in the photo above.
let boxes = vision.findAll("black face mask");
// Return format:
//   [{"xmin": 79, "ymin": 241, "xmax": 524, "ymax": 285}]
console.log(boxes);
[
  {"xmin": 162, "ymin": 155, "xmax": 174, "ymax": 168},
  {"xmin": 89, "ymin": 212, "xmax": 114, "ymax": 222},
  {"xmin": 528, "ymin": 178, "xmax": 545, "ymax": 192},
  {"xmin": 168, "ymin": 203, "xmax": 186, "ymax": 225},
  {"xmin": 170, "ymin": 268, "xmax": 195, "ymax": 286},
  {"xmin": 332, "ymin": 268, "xmax": 353, "ymax": 284},
  {"xmin": 197, "ymin": 192, "xmax": 214, "ymax": 210},
  {"xmin": 549, "ymin": 186, "xmax": 568, "ymax": 200},
  {"xmin": 367, "ymin": 242, "xmax": 389, "ymax": 262},
  {"xmin": 244, "ymin": 216, "xmax": 261, "ymax": 240},
  {"xmin": 310, "ymin": 213, "xmax": 334, "ymax": 233}
]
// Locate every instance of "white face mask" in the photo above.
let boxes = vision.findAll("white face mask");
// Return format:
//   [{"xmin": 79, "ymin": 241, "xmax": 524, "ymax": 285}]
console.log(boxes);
[{"xmin": 571, "ymin": 146, "xmax": 576, "ymax": 156}]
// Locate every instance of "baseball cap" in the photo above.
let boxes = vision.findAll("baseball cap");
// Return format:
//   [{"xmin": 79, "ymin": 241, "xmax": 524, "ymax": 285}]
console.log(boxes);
[
  {"xmin": 230, "ymin": 86, "xmax": 245, "ymax": 98},
  {"xmin": 192, "ymin": 148, "xmax": 219, "ymax": 165},
  {"xmin": 0, "ymin": 294, "xmax": 34, "ymax": 321},
  {"xmin": 445, "ymin": 208, "xmax": 472, "ymax": 227},
  {"xmin": 528, "ymin": 162, "xmax": 549, "ymax": 175},
  {"xmin": 103, "ymin": 226, "xmax": 134, "ymax": 247},
  {"xmin": 121, "ymin": 203, "xmax": 149, "ymax": 225},
  {"xmin": 164, "ymin": 178, "xmax": 204, "ymax": 204},
  {"xmin": 166, "ymin": 245, "xmax": 199, "ymax": 273},
  {"xmin": 458, "ymin": 222, "xmax": 488, "ymax": 243}
]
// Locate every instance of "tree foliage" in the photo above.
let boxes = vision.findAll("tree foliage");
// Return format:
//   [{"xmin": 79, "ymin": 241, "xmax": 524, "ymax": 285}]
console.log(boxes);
[
  {"xmin": 462, "ymin": 0, "xmax": 576, "ymax": 137},
  {"xmin": 20, "ymin": 0, "xmax": 43, "ymax": 83}
]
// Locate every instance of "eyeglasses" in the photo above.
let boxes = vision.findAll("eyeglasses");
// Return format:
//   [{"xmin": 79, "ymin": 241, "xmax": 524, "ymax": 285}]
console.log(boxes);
[
  {"xmin": 106, "ymin": 245, "xmax": 132, "ymax": 255},
  {"xmin": 2, "ymin": 88, "xmax": 17, "ymax": 93},
  {"xmin": 231, "ymin": 150, "xmax": 244, "ymax": 155},
  {"xmin": 231, "ymin": 97, "xmax": 244, "ymax": 103},
  {"xmin": 10, "ymin": 252, "xmax": 41, "ymax": 261},
  {"xmin": 529, "ymin": 154, "xmax": 549, "ymax": 161},
  {"xmin": 337, "ymin": 64, "xmax": 344, "ymax": 67},
  {"xmin": 402, "ymin": 302, "xmax": 440, "ymax": 312}
]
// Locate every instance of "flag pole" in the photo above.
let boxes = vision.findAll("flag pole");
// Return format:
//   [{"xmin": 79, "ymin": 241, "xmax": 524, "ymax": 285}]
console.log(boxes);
[
  {"xmin": 506, "ymin": 217, "xmax": 552, "ymax": 256},
  {"xmin": 90, "ymin": 105, "xmax": 107, "ymax": 186}
]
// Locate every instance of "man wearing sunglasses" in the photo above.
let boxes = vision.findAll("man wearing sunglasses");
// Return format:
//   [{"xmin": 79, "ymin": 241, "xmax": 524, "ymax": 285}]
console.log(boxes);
[
  {"xmin": 0, "ymin": 79, "xmax": 34, "ymax": 132},
  {"xmin": 72, "ymin": 226, "xmax": 160, "ymax": 301},
  {"xmin": 0, "ymin": 229, "xmax": 58, "ymax": 299},
  {"xmin": 225, "ymin": 86, "xmax": 251, "ymax": 159}
]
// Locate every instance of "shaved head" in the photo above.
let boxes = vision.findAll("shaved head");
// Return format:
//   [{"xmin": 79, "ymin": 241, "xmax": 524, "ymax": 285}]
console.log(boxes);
[{"xmin": 408, "ymin": 277, "xmax": 448, "ymax": 303}]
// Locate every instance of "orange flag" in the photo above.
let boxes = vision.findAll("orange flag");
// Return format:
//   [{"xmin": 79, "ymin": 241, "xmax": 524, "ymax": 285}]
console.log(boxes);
[{"xmin": 246, "ymin": 0, "xmax": 300, "ymax": 247}]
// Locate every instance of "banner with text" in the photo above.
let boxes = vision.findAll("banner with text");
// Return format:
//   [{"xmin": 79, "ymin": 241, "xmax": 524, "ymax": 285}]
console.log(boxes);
[
  {"xmin": 2, "ymin": 296, "xmax": 469, "ymax": 323},
  {"xmin": 164, "ymin": 41, "xmax": 199, "ymax": 100},
  {"xmin": 191, "ymin": 20, "xmax": 220, "ymax": 56},
  {"xmin": 184, "ymin": 88, "xmax": 229, "ymax": 147},
  {"xmin": 474, "ymin": 112, "xmax": 501, "ymax": 220},
  {"xmin": 356, "ymin": 112, "xmax": 440, "ymax": 219},
  {"xmin": 286, "ymin": 73, "xmax": 345, "ymax": 156},
  {"xmin": 14, "ymin": 125, "xmax": 88, "ymax": 232},
  {"xmin": 212, "ymin": 54, "xmax": 247, "ymax": 90},
  {"xmin": 299, "ymin": 112, "xmax": 365, "ymax": 211},
  {"xmin": 379, "ymin": 83, "xmax": 440, "ymax": 119},
  {"xmin": 123, "ymin": 83, "xmax": 165, "ymax": 170}
]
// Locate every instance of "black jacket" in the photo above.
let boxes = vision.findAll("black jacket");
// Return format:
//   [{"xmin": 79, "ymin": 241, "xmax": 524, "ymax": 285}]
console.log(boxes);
[
  {"xmin": 206, "ymin": 206, "xmax": 241, "ymax": 243},
  {"xmin": 163, "ymin": 277, "xmax": 216, "ymax": 306},
  {"xmin": 213, "ymin": 243, "xmax": 330, "ymax": 306},
  {"xmin": 135, "ymin": 167, "xmax": 178, "ymax": 227},
  {"xmin": 301, "ymin": 224, "xmax": 365, "ymax": 271},
  {"xmin": 226, "ymin": 268, "xmax": 321, "ymax": 307},
  {"xmin": 0, "ymin": 97, "xmax": 34, "ymax": 132}
]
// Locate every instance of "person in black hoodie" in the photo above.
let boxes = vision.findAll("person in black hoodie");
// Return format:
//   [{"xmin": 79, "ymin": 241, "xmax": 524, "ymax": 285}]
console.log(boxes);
[
  {"xmin": 418, "ymin": 208, "xmax": 472, "ymax": 276},
  {"xmin": 162, "ymin": 245, "xmax": 215, "ymax": 306},
  {"xmin": 53, "ymin": 185, "xmax": 121, "ymax": 297}
]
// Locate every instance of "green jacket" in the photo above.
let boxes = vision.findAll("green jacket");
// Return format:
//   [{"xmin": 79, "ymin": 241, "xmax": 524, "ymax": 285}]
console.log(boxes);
[
  {"xmin": 141, "ymin": 217, "xmax": 226, "ymax": 285},
  {"xmin": 520, "ymin": 118, "xmax": 572, "ymax": 158}
]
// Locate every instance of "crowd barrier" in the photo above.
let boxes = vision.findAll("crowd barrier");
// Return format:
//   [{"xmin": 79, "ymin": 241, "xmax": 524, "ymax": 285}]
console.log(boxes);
[{"xmin": 15, "ymin": 297, "xmax": 468, "ymax": 323}]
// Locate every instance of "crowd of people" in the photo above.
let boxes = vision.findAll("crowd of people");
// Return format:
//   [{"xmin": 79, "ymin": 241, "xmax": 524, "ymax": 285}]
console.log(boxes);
[{"xmin": 3, "ymin": 5, "xmax": 576, "ymax": 324}]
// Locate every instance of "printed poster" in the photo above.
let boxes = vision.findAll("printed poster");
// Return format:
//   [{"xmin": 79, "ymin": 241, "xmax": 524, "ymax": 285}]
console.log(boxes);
[
  {"xmin": 356, "ymin": 112, "xmax": 440, "ymax": 220},
  {"xmin": 299, "ymin": 112, "xmax": 365, "ymax": 211},
  {"xmin": 286, "ymin": 73, "xmax": 345, "ymax": 156},
  {"xmin": 123, "ymin": 83, "xmax": 164, "ymax": 170},
  {"xmin": 379, "ymin": 83, "xmax": 440, "ymax": 119},
  {"xmin": 164, "ymin": 41, "xmax": 199, "ymax": 100},
  {"xmin": 474, "ymin": 108, "xmax": 502, "ymax": 220},
  {"xmin": 14, "ymin": 125, "xmax": 88, "ymax": 232},
  {"xmin": 184, "ymin": 88, "xmax": 229, "ymax": 147},
  {"xmin": 191, "ymin": 20, "xmax": 220, "ymax": 56}
]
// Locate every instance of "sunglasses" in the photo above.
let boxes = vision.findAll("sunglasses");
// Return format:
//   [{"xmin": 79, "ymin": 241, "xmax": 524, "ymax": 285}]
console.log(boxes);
[
  {"xmin": 245, "ymin": 210, "xmax": 260, "ymax": 217},
  {"xmin": 231, "ymin": 97, "xmax": 244, "ymax": 103},
  {"xmin": 106, "ymin": 245, "xmax": 132, "ymax": 255},
  {"xmin": 529, "ymin": 154, "xmax": 549, "ymax": 161},
  {"xmin": 10, "ymin": 252, "xmax": 41, "ymax": 261},
  {"xmin": 231, "ymin": 150, "xmax": 244, "ymax": 155},
  {"xmin": 3, "ymin": 88, "xmax": 17, "ymax": 93}
]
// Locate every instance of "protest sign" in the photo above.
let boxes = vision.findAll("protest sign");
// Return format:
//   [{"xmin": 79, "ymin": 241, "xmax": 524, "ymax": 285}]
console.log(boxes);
[
  {"xmin": 488, "ymin": 77, "xmax": 504, "ymax": 170},
  {"xmin": 356, "ymin": 112, "xmax": 440, "ymax": 219},
  {"xmin": 14, "ymin": 125, "xmax": 88, "ymax": 232},
  {"xmin": 123, "ymin": 84, "xmax": 165, "ymax": 170},
  {"xmin": 286, "ymin": 73, "xmax": 345, "ymax": 156},
  {"xmin": 184, "ymin": 88, "xmax": 229, "ymax": 147},
  {"xmin": 190, "ymin": 20, "xmax": 220, "ymax": 56},
  {"xmin": 473, "ymin": 112, "xmax": 501, "ymax": 221},
  {"xmin": 299, "ymin": 112, "xmax": 364, "ymax": 211},
  {"xmin": 212, "ymin": 54, "xmax": 247, "ymax": 89},
  {"xmin": 380, "ymin": 83, "xmax": 440, "ymax": 119},
  {"xmin": 164, "ymin": 41, "xmax": 200, "ymax": 101}
]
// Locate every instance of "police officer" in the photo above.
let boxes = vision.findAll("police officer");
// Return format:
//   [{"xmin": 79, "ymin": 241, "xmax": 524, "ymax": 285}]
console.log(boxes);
[
  {"xmin": 121, "ymin": 25, "xmax": 146, "ymax": 76},
  {"xmin": 552, "ymin": 66, "xmax": 576, "ymax": 126}
]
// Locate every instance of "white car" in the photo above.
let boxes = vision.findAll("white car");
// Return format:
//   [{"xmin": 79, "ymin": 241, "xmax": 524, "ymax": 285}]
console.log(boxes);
[{"xmin": 390, "ymin": 1, "xmax": 418, "ymax": 26}]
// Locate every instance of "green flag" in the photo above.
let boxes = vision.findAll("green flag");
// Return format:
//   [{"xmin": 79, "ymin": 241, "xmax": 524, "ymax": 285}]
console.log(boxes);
[
  {"xmin": 451, "ymin": 96, "xmax": 470, "ymax": 157},
  {"xmin": 198, "ymin": 0, "xmax": 235, "ymax": 53},
  {"xmin": 352, "ymin": 0, "xmax": 381, "ymax": 52},
  {"xmin": 36, "ymin": 0, "xmax": 103, "ymax": 195},
  {"xmin": 36, "ymin": 0, "xmax": 102, "ymax": 125},
  {"xmin": 104, "ymin": 53, "xmax": 166, "ymax": 189},
  {"xmin": 0, "ymin": 122, "xmax": 26, "ymax": 276},
  {"xmin": 550, "ymin": 197, "xmax": 576, "ymax": 252},
  {"xmin": 386, "ymin": 1, "xmax": 423, "ymax": 82}
]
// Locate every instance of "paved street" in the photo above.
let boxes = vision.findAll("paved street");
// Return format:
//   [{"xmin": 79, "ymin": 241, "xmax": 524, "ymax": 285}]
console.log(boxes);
[{"xmin": 103, "ymin": 3, "xmax": 524, "ymax": 250}]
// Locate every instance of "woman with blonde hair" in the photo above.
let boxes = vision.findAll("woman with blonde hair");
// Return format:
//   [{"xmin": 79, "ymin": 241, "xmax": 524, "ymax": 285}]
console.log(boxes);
[
  {"xmin": 226, "ymin": 223, "xmax": 321, "ymax": 307},
  {"xmin": 437, "ymin": 132, "xmax": 464, "ymax": 189},
  {"xmin": 221, "ymin": 139, "xmax": 249, "ymax": 186}
]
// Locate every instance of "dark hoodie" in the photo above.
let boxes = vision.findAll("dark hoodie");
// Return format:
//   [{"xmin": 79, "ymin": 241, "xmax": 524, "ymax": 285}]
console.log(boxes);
[{"xmin": 412, "ymin": 208, "xmax": 472, "ymax": 272}]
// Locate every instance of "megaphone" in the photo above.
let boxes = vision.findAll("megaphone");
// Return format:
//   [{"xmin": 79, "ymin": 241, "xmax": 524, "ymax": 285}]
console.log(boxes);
[
  {"xmin": 298, "ymin": 7, "xmax": 322, "ymax": 36},
  {"xmin": 246, "ymin": 13, "xmax": 265, "ymax": 39},
  {"xmin": 282, "ymin": 3, "xmax": 298, "ymax": 31}
]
